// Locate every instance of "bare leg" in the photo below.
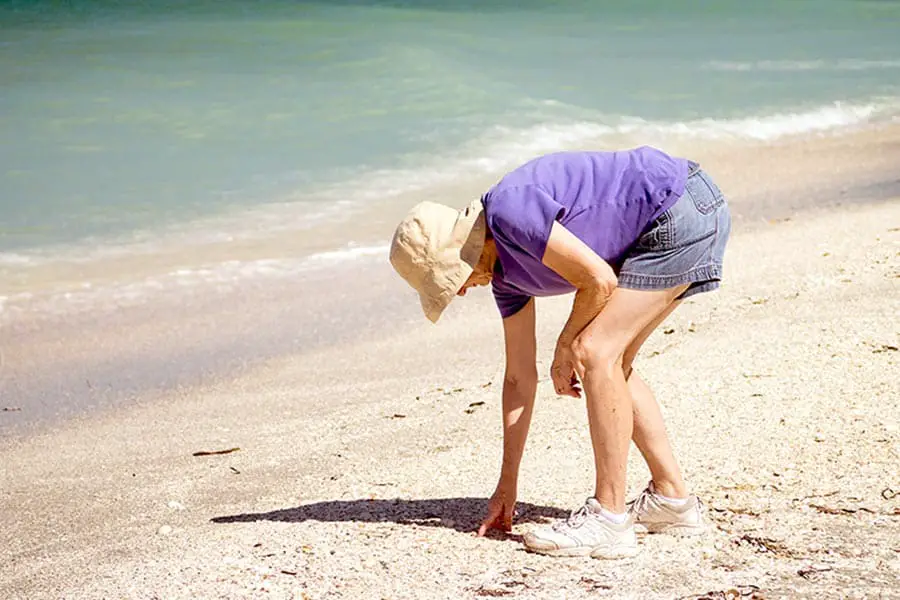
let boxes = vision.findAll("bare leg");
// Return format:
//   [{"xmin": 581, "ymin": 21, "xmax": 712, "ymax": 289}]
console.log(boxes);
[
  {"xmin": 622, "ymin": 303, "xmax": 688, "ymax": 499},
  {"xmin": 582, "ymin": 354, "xmax": 633, "ymax": 512},
  {"xmin": 628, "ymin": 371, "xmax": 687, "ymax": 499},
  {"xmin": 573, "ymin": 285, "xmax": 688, "ymax": 513}
]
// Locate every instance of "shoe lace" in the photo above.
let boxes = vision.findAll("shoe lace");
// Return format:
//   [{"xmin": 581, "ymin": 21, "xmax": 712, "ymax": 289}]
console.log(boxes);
[
  {"xmin": 627, "ymin": 488, "xmax": 653, "ymax": 519},
  {"xmin": 553, "ymin": 504, "xmax": 591, "ymax": 531}
]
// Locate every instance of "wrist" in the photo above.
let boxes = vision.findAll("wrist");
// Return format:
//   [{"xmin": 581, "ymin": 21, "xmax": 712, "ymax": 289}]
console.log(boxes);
[
  {"xmin": 498, "ymin": 467, "xmax": 518, "ymax": 488},
  {"xmin": 555, "ymin": 336, "xmax": 574, "ymax": 353}
]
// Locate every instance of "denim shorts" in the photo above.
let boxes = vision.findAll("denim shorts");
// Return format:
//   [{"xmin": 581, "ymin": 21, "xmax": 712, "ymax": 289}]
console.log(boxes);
[{"xmin": 618, "ymin": 162, "xmax": 732, "ymax": 300}]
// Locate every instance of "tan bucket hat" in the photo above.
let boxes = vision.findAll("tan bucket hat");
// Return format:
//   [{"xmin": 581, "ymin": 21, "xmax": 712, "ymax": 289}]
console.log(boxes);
[{"xmin": 390, "ymin": 198, "xmax": 486, "ymax": 323}]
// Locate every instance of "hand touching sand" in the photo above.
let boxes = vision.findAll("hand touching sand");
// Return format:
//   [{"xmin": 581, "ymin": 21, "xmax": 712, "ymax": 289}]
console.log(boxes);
[{"xmin": 477, "ymin": 483, "xmax": 516, "ymax": 536}]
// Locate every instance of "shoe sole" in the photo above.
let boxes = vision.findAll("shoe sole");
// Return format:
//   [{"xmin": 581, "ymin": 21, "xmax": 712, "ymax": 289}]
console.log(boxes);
[
  {"xmin": 639, "ymin": 522, "xmax": 706, "ymax": 536},
  {"xmin": 526, "ymin": 543, "xmax": 640, "ymax": 560}
]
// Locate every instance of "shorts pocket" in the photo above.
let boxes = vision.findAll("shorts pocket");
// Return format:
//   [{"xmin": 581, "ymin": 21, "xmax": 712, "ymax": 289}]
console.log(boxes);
[
  {"xmin": 686, "ymin": 171, "xmax": 725, "ymax": 215},
  {"xmin": 634, "ymin": 210, "xmax": 673, "ymax": 251}
]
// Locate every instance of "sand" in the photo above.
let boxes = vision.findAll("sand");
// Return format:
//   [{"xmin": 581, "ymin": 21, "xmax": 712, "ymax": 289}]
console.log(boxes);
[
  {"xmin": 1, "ymin": 186, "xmax": 898, "ymax": 598},
  {"xmin": 4, "ymin": 124, "xmax": 900, "ymax": 435}
]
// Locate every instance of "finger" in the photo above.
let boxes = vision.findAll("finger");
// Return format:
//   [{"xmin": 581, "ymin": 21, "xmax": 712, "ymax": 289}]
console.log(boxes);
[
  {"xmin": 554, "ymin": 364, "xmax": 575, "ymax": 389},
  {"xmin": 552, "ymin": 375, "xmax": 567, "ymax": 396},
  {"xmin": 477, "ymin": 509, "xmax": 500, "ymax": 537},
  {"xmin": 477, "ymin": 517, "xmax": 495, "ymax": 537},
  {"xmin": 573, "ymin": 361, "xmax": 585, "ymax": 381},
  {"xmin": 559, "ymin": 374, "xmax": 577, "ymax": 394},
  {"xmin": 555, "ymin": 376, "xmax": 578, "ymax": 398},
  {"xmin": 550, "ymin": 365, "xmax": 564, "ymax": 387}
]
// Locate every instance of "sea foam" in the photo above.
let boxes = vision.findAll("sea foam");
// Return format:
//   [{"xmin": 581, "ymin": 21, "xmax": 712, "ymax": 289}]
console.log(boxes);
[
  {"xmin": 2, "ymin": 97, "xmax": 897, "ymax": 313},
  {"xmin": 704, "ymin": 59, "xmax": 900, "ymax": 72}
]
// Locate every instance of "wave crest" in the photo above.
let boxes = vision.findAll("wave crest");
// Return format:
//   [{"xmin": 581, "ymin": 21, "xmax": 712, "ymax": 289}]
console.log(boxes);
[
  {"xmin": 705, "ymin": 59, "xmax": 900, "ymax": 72},
  {"xmin": 3, "ymin": 98, "xmax": 897, "ymax": 289}
]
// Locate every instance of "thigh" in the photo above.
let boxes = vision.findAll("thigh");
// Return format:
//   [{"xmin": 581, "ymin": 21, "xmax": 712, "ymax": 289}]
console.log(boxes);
[
  {"xmin": 575, "ymin": 284, "xmax": 688, "ymax": 367},
  {"xmin": 622, "ymin": 300, "xmax": 681, "ymax": 378}
]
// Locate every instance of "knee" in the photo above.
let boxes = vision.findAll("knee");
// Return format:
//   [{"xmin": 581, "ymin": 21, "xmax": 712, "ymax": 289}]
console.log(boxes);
[{"xmin": 572, "ymin": 338, "xmax": 623, "ymax": 380}]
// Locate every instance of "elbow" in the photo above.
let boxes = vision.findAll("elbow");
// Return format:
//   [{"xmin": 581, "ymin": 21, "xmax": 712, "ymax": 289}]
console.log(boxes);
[
  {"xmin": 600, "ymin": 274, "xmax": 618, "ymax": 297},
  {"xmin": 582, "ymin": 272, "xmax": 617, "ymax": 299},
  {"xmin": 504, "ymin": 368, "xmax": 538, "ymax": 390}
]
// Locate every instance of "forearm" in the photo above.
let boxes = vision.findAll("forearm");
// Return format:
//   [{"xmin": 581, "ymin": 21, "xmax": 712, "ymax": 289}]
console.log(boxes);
[
  {"xmin": 557, "ymin": 279, "xmax": 616, "ymax": 348},
  {"xmin": 498, "ymin": 375, "xmax": 537, "ymax": 486}
]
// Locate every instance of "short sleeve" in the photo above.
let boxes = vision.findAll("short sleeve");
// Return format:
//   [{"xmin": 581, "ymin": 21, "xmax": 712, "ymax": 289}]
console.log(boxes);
[
  {"xmin": 486, "ymin": 185, "xmax": 566, "ymax": 261},
  {"xmin": 491, "ymin": 277, "xmax": 531, "ymax": 319}
]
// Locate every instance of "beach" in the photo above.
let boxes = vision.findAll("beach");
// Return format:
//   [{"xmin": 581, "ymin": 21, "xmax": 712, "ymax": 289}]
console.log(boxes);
[
  {"xmin": 4, "ymin": 123, "xmax": 900, "ymax": 434},
  {"xmin": 1, "ymin": 130, "xmax": 898, "ymax": 598},
  {"xmin": 2, "ymin": 1, "xmax": 900, "ymax": 597}
]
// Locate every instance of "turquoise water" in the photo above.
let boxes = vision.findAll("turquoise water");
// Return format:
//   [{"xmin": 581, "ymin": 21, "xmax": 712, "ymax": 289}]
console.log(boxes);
[
  {"xmin": 1, "ymin": 1, "xmax": 899, "ymax": 431},
  {"xmin": 1, "ymin": 0, "xmax": 900, "ymax": 255}
]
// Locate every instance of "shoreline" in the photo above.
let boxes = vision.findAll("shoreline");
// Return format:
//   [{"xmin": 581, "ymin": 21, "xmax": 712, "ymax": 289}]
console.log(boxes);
[
  {"xmin": 1, "ymin": 194, "xmax": 897, "ymax": 599},
  {"xmin": 3, "ymin": 123, "xmax": 900, "ymax": 436}
]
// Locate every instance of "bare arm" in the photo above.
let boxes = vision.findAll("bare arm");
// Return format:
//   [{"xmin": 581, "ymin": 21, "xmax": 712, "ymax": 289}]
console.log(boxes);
[
  {"xmin": 477, "ymin": 298, "xmax": 537, "ymax": 535},
  {"xmin": 541, "ymin": 221, "xmax": 618, "ymax": 395},
  {"xmin": 498, "ymin": 298, "xmax": 538, "ymax": 487}
]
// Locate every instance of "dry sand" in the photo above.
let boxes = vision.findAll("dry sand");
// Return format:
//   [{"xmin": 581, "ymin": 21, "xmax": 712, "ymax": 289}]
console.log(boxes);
[{"xmin": 1, "ymin": 193, "xmax": 898, "ymax": 599}]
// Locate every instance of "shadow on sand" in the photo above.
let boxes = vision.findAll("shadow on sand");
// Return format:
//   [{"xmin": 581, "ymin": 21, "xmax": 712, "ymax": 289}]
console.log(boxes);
[{"xmin": 212, "ymin": 497, "xmax": 569, "ymax": 535}]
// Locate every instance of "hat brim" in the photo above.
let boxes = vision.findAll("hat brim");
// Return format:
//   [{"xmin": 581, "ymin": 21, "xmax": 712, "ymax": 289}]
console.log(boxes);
[{"xmin": 420, "ymin": 199, "xmax": 486, "ymax": 323}]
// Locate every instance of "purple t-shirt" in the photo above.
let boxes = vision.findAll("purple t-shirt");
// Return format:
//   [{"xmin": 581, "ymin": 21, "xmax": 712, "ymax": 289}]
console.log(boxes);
[{"xmin": 483, "ymin": 146, "xmax": 689, "ymax": 318}]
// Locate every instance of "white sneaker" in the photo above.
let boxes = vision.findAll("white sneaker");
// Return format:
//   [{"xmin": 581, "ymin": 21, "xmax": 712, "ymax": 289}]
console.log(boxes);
[
  {"xmin": 523, "ymin": 498, "xmax": 640, "ymax": 559},
  {"xmin": 628, "ymin": 481, "xmax": 706, "ymax": 536}
]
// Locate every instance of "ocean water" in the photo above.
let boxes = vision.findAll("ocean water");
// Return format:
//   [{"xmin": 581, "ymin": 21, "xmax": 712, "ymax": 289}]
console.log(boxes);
[{"xmin": 2, "ymin": 0, "xmax": 900, "ymax": 320}]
